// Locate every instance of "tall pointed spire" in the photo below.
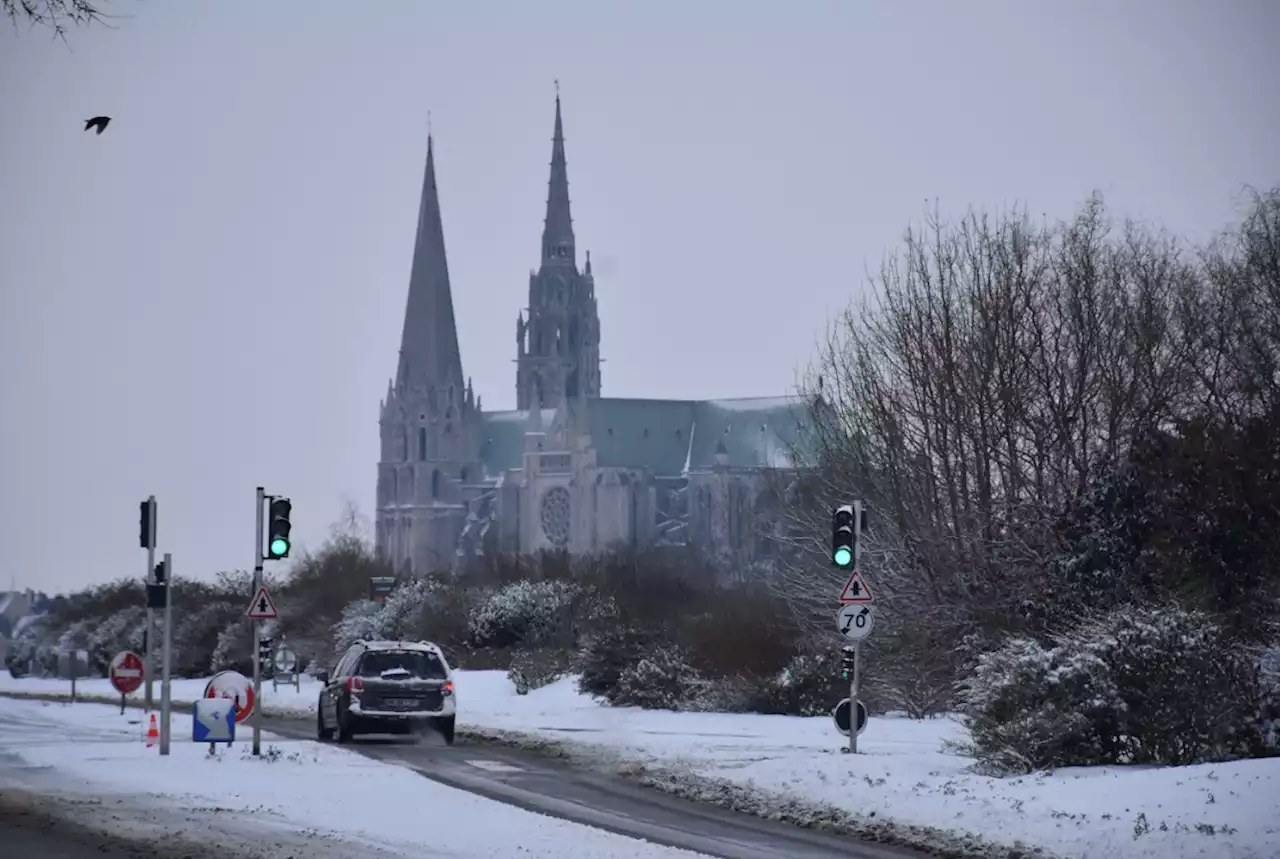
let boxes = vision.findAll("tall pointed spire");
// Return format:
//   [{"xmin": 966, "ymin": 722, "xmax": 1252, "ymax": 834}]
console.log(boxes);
[
  {"xmin": 541, "ymin": 82, "xmax": 575, "ymax": 269},
  {"xmin": 397, "ymin": 131, "xmax": 464, "ymax": 391}
]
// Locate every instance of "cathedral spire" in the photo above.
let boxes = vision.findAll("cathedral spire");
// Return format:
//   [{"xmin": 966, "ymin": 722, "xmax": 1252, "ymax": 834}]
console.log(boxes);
[
  {"xmin": 541, "ymin": 83, "xmax": 575, "ymax": 269},
  {"xmin": 397, "ymin": 131, "xmax": 464, "ymax": 391}
]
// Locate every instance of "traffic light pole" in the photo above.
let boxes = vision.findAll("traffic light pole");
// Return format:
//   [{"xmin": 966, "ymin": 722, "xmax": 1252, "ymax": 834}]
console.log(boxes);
[
  {"xmin": 252, "ymin": 486, "xmax": 264, "ymax": 757},
  {"xmin": 143, "ymin": 496, "xmax": 157, "ymax": 712},
  {"xmin": 159, "ymin": 552, "xmax": 173, "ymax": 756},
  {"xmin": 849, "ymin": 499, "xmax": 864, "ymax": 755}
]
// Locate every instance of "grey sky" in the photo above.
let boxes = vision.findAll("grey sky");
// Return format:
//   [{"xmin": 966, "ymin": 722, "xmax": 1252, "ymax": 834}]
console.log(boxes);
[{"xmin": 2, "ymin": 1, "xmax": 1277, "ymax": 594}]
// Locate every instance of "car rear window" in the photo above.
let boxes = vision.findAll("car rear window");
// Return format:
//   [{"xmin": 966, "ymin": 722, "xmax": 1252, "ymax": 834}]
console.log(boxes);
[{"xmin": 357, "ymin": 650, "xmax": 447, "ymax": 680}]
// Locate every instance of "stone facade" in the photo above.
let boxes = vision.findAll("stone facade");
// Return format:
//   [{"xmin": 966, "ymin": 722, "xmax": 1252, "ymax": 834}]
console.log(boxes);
[{"xmin": 375, "ymin": 96, "xmax": 814, "ymax": 575}]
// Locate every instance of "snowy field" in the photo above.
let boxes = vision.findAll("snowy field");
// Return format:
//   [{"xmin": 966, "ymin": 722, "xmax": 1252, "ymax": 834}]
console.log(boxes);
[
  {"xmin": 0, "ymin": 696, "xmax": 707, "ymax": 859},
  {"xmin": 2, "ymin": 670, "xmax": 1276, "ymax": 859}
]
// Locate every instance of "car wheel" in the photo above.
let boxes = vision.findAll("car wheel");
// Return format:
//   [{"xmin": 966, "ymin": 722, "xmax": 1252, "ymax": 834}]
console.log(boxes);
[
  {"xmin": 316, "ymin": 696, "xmax": 333, "ymax": 741},
  {"xmin": 435, "ymin": 715, "xmax": 456, "ymax": 746}
]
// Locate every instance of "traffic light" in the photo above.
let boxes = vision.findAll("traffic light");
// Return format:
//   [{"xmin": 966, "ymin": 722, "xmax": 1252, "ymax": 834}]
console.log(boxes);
[
  {"xmin": 832, "ymin": 504, "xmax": 855, "ymax": 567},
  {"xmin": 146, "ymin": 559, "xmax": 168, "ymax": 609},
  {"xmin": 139, "ymin": 498, "xmax": 156, "ymax": 549},
  {"xmin": 266, "ymin": 498, "xmax": 292, "ymax": 559},
  {"xmin": 840, "ymin": 645, "xmax": 857, "ymax": 679},
  {"xmin": 258, "ymin": 637, "xmax": 273, "ymax": 666}
]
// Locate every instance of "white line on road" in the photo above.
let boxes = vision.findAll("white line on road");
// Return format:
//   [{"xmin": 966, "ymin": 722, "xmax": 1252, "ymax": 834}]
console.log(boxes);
[{"xmin": 465, "ymin": 760, "xmax": 524, "ymax": 773}]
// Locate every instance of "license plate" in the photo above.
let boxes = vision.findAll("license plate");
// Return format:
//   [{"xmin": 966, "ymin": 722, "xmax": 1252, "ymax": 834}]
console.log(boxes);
[{"xmin": 385, "ymin": 698, "xmax": 422, "ymax": 710}]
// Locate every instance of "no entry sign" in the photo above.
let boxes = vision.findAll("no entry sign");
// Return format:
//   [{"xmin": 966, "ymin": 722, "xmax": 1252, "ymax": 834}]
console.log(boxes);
[
  {"xmin": 109, "ymin": 650, "xmax": 145, "ymax": 696},
  {"xmin": 204, "ymin": 670, "xmax": 256, "ymax": 723}
]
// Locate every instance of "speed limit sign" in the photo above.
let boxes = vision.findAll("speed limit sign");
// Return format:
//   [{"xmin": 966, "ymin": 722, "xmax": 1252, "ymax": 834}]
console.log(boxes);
[{"xmin": 836, "ymin": 603, "xmax": 875, "ymax": 641}]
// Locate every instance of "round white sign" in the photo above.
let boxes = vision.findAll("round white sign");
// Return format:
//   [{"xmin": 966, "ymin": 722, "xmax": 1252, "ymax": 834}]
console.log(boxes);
[
  {"xmin": 836, "ymin": 603, "xmax": 875, "ymax": 640},
  {"xmin": 274, "ymin": 648, "xmax": 297, "ymax": 673}
]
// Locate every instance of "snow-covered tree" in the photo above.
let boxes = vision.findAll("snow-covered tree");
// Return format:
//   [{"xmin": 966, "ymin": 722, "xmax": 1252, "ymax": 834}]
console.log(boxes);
[{"xmin": 467, "ymin": 579, "xmax": 579, "ymax": 650}]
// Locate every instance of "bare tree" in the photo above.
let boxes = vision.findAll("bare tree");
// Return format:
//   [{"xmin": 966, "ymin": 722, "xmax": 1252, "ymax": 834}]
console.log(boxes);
[
  {"xmin": 768, "ymin": 196, "xmax": 1210, "ymax": 709},
  {"xmin": 4, "ymin": 0, "xmax": 111, "ymax": 39}
]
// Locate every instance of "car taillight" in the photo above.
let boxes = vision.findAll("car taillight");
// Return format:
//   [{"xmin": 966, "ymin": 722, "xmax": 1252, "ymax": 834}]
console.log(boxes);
[
  {"xmin": 346, "ymin": 677, "xmax": 363, "ymax": 693},
  {"xmin": 442, "ymin": 680, "xmax": 454, "ymax": 696}
]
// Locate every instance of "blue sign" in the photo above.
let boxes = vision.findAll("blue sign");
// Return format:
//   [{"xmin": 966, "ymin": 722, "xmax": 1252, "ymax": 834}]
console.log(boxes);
[{"xmin": 193, "ymin": 698, "xmax": 236, "ymax": 743}]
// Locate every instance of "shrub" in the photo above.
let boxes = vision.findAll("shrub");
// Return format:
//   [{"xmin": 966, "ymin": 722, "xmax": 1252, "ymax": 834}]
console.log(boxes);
[
  {"xmin": 468, "ymin": 580, "xmax": 579, "ymax": 650},
  {"xmin": 751, "ymin": 650, "xmax": 849, "ymax": 716},
  {"xmin": 1060, "ymin": 605, "xmax": 1270, "ymax": 766},
  {"xmin": 611, "ymin": 644, "xmax": 703, "ymax": 710},
  {"xmin": 576, "ymin": 625, "xmax": 653, "ymax": 699},
  {"xmin": 958, "ymin": 637, "xmax": 1123, "ymax": 774},
  {"xmin": 960, "ymin": 604, "xmax": 1271, "ymax": 773},
  {"xmin": 507, "ymin": 646, "xmax": 574, "ymax": 693}
]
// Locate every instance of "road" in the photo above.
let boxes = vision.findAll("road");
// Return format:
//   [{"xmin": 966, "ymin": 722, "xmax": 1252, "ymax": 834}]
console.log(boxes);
[
  {"xmin": 256, "ymin": 712, "xmax": 926, "ymax": 859},
  {"xmin": 0, "ymin": 693, "xmax": 932, "ymax": 859},
  {"xmin": 0, "ymin": 787, "xmax": 238, "ymax": 859}
]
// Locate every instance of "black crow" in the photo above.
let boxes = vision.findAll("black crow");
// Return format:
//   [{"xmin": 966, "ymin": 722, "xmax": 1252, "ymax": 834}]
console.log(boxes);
[{"xmin": 84, "ymin": 116, "xmax": 111, "ymax": 135}]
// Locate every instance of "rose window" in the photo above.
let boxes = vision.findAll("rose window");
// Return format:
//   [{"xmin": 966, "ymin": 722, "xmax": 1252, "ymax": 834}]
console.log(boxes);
[{"xmin": 539, "ymin": 486, "xmax": 571, "ymax": 547}]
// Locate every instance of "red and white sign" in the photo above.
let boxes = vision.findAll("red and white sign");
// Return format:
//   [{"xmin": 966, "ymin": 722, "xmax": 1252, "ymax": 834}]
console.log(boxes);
[
  {"xmin": 204, "ymin": 670, "xmax": 255, "ymax": 722},
  {"xmin": 109, "ymin": 650, "xmax": 144, "ymax": 696},
  {"xmin": 838, "ymin": 570, "xmax": 875, "ymax": 603},
  {"xmin": 245, "ymin": 586, "xmax": 278, "ymax": 620}
]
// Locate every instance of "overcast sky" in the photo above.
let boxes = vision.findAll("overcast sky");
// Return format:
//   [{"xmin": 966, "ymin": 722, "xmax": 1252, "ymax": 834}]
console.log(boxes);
[{"xmin": 2, "ymin": 0, "xmax": 1276, "ymax": 594}]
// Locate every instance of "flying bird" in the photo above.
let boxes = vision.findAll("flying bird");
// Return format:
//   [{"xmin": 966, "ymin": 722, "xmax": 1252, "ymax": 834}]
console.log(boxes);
[{"xmin": 84, "ymin": 116, "xmax": 111, "ymax": 135}]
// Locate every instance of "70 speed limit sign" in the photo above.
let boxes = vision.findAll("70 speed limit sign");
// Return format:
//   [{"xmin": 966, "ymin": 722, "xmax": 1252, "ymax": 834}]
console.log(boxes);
[{"xmin": 836, "ymin": 603, "xmax": 875, "ymax": 641}]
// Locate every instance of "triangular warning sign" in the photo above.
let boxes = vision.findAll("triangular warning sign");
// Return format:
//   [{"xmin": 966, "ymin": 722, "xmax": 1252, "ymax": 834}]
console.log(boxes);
[
  {"xmin": 838, "ymin": 571, "xmax": 874, "ymax": 603},
  {"xmin": 245, "ymin": 586, "xmax": 278, "ymax": 620}
]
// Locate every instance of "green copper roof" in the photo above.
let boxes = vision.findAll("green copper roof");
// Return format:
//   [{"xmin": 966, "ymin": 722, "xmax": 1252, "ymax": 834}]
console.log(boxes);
[{"xmin": 478, "ymin": 396, "xmax": 811, "ymax": 478}]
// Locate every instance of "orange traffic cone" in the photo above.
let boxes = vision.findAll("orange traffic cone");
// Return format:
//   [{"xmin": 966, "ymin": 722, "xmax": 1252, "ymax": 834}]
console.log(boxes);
[{"xmin": 145, "ymin": 714, "xmax": 158, "ymax": 748}]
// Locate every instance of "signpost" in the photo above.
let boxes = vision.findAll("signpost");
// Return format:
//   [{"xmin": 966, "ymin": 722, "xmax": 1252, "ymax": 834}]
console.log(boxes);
[
  {"xmin": 139, "ymin": 497, "xmax": 158, "ymax": 711},
  {"xmin": 204, "ymin": 670, "xmax": 255, "ymax": 723},
  {"xmin": 193, "ymin": 697, "xmax": 237, "ymax": 753},
  {"xmin": 159, "ymin": 552, "xmax": 174, "ymax": 756},
  {"xmin": 272, "ymin": 643, "xmax": 299, "ymax": 693},
  {"xmin": 251, "ymin": 487, "xmax": 266, "ymax": 758},
  {"xmin": 109, "ymin": 650, "xmax": 144, "ymax": 714},
  {"xmin": 834, "ymin": 499, "xmax": 874, "ymax": 754},
  {"xmin": 831, "ymin": 697, "xmax": 869, "ymax": 738},
  {"xmin": 836, "ymin": 603, "xmax": 875, "ymax": 641}
]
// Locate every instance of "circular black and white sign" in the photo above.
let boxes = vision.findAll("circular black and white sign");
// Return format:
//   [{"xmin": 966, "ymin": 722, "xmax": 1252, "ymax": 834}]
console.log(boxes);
[
  {"xmin": 836, "ymin": 603, "xmax": 875, "ymax": 640},
  {"xmin": 274, "ymin": 647, "xmax": 297, "ymax": 673}
]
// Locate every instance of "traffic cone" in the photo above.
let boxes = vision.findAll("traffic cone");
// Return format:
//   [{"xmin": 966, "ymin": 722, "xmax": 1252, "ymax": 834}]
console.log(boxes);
[{"xmin": 145, "ymin": 714, "xmax": 158, "ymax": 748}]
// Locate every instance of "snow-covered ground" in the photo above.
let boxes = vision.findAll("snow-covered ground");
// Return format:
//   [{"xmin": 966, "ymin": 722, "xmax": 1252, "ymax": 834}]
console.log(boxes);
[
  {"xmin": 3, "ymin": 670, "xmax": 1276, "ymax": 859},
  {"xmin": 0, "ymin": 696, "xmax": 707, "ymax": 859}
]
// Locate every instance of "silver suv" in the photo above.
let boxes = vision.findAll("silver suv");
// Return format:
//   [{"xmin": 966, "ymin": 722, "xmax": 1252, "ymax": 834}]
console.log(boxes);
[{"xmin": 316, "ymin": 640, "xmax": 457, "ymax": 744}]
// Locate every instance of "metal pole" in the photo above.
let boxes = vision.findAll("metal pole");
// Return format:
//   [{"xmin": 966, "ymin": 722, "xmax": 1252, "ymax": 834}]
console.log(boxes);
[
  {"xmin": 159, "ymin": 552, "xmax": 173, "ymax": 756},
  {"xmin": 252, "ymin": 486, "xmax": 264, "ymax": 757},
  {"xmin": 144, "ymin": 496, "xmax": 157, "ymax": 711},
  {"xmin": 848, "ymin": 499, "xmax": 864, "ymax": 755}
]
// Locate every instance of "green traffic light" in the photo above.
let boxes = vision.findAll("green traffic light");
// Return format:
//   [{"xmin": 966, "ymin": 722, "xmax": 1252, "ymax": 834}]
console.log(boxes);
[
  {"xmin": 269, "ymin": 537, "xmax": 289, "ymax": 557},
  {"xmin": 833, "ymin": 546, "xmax": 853, "ymax": 567}
]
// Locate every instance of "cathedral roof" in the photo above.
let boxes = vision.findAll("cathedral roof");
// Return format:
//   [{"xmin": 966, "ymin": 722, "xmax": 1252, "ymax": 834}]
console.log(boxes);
[{"xmin": 476, "ymin": 395, "xmax": 812, "ymax": 477}]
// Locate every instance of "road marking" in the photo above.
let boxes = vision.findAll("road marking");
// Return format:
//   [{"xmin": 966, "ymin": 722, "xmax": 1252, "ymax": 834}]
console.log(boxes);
[{"xmin": 466, "ymin": 760, "xmax": 524, "ymax": 773}]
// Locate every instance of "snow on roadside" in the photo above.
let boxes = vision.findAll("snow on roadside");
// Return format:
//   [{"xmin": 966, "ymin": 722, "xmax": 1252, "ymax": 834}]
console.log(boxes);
[
  {"xmin": 0, "ymin": 696, "xmax": 707, "ymax": 859},
  {"xmin": 4, "ymin": 671, "xmax": 1277, "ymax": 859}
]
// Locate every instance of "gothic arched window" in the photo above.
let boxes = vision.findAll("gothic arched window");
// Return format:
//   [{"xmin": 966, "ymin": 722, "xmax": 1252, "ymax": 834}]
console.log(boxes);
[{"xmin": 418, "ymin": 428, "xmax": 427, "ymax": 461}]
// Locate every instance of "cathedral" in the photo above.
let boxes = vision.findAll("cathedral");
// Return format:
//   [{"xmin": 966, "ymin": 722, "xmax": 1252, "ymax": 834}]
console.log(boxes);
[{"xmin": 374, "ymin": 95, "xmax": 815, "ymax": 574}]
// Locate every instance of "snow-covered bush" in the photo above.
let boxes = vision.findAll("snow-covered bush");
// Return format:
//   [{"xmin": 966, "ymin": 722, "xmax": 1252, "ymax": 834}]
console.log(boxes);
[
  {"xmin": 750, "ymin": 651, "xmax": 849, "ymax": 717},
  {"xmin": 210, "ymin": 616, "xmax": 253, "ymax": 675},
  {"xmin": 958, "ymin": 637, "xmax": 1123, "ymax": 774},
  {"xmin": 576, "ymin": 625, "xmax": 652, "ymax": 699},
  {"xmin": 1060, "ymin": 605, "xmax": 1270, "ymax": 766},
  {"xmin": 960, "ymin": 604, "xmax": 1270, "ymax": 773},
  {"xmin": 332, "ymin": 599, "xmax": 388, "ymax": 654},
  {"xmin": 467, "ymin": 579, "xmax": 579, "ymax": 650},
  {"xmin": 506, "ymin": 646, "xmax": 574, "ymax": 692},
  {"xmin": 84, "ymin": 606, "xmax": 146, "ymax": 675},
  {"xmin": 611, "ymin": 644, "xmax": 703, "ymax": 710}
]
